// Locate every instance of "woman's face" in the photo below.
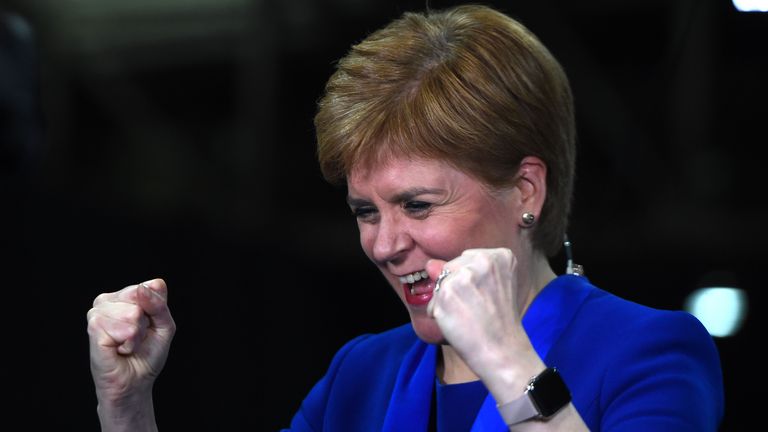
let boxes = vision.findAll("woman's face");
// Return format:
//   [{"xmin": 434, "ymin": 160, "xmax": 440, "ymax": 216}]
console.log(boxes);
[{"xmin": 347, "ymin": 156, "xmax": 523, "ymax": 344}]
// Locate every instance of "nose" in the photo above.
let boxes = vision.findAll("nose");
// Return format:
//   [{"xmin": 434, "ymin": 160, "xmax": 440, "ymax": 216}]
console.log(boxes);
[{"xmin": 371, "ymin": 212, "xmax": 413, "ymax": 264}]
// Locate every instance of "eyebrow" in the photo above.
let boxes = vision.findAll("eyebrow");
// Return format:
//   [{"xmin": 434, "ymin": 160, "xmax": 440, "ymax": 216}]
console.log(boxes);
[{"xmin": 346, "ymin": 187, "xmax": 446, "ymax": 207}]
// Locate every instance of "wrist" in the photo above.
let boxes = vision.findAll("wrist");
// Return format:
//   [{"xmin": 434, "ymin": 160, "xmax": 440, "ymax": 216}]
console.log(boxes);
[
  {"xmin": 480, "ymin": 350, "xmax": 545, "ymax": 404},
  {"xmin": 97, "ymin": 393, "xmax": 157, "ymax": 432},
  {"xmin": 496, "ymin": 367, "xmax": 572, "ymax": 426}
]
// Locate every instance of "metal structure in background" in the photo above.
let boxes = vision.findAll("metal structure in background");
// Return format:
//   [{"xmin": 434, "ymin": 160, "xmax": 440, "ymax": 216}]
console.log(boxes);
[
  {"xmin": 8, "ymin": 0, "xmax": 762, "ymax": 261},
  {"xmin": 9, "ymin": 0, "xmax": 277, "ymax": 229}
]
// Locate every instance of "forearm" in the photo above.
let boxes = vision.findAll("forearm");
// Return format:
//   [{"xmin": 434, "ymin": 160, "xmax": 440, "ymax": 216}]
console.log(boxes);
[{"xmin": 96, "ymin": 393, "xmax": 158, "ymax": 432}]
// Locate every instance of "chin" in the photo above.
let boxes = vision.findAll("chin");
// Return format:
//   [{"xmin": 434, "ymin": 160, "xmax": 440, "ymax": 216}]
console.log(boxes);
[{"xmin": 409, "ymin": 312, "xmax": 447, "ymax": 345}]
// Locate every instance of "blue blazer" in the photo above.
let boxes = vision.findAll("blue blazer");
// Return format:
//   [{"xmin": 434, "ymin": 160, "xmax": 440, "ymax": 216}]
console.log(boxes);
[{"xmin": 284, "ymin": 275, "xmax": 724, "ymax": 431}]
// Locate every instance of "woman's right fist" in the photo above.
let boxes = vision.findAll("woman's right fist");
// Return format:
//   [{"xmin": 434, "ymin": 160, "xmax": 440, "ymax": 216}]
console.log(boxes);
[{"xmin": 86, "ymin": 279, "xmax": 176, "ymax": 404}]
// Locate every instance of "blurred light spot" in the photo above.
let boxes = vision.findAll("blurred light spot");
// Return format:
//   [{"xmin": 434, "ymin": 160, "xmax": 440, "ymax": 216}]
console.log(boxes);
[
  {"xmin": 685, "ymin": 287, "xmax": 747, "ymax": 337},
  {"xmin": 732, "ymin": 0, "xmax": 768, "ymax": 12}
]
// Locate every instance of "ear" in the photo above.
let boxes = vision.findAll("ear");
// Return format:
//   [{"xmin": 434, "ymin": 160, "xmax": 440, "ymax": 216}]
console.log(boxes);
[{"xmin": 515, "ymin": 156, "xmax": 547, "ymax": 221}]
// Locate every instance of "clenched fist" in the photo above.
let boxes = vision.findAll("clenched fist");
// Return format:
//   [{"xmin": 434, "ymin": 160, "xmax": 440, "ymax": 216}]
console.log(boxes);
[{"xmin": 86, "ymin": 279, "xmax": 175, "ymax": 431}]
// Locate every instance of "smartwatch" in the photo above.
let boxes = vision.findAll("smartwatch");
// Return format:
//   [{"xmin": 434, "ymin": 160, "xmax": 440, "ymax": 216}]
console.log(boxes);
[{"xmin": 497, "ymin": 367, "xmax": 572, "ymax": 426}]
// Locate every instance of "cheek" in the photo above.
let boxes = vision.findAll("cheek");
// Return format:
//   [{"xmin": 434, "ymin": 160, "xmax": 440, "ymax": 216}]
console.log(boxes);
[
  {"xmin": 419, "ymin": 216, "xmax": 500, "ymax": 255},
  {"xmin": 358, "ymin": 224, "xmax": 376, "ymax": 260},
  {"xmin": 416, "ymin": 224, "xmax": 465, "ymax": 258}
]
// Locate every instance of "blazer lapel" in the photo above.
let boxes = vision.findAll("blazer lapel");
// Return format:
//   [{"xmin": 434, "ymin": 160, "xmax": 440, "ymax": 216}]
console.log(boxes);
[{"xmin": 382, "ymin": 341, "xmax": 437, "ymax": 432}]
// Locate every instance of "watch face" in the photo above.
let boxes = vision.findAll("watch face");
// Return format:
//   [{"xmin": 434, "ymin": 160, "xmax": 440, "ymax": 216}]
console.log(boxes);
[{"xmin": 530, "ymin": 367, "xmax": 572, "ymax": 418}]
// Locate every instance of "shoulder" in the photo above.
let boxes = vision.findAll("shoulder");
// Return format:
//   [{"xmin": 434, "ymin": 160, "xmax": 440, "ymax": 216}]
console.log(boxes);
[
  {"xmin": 576, "ymin": 279, "xmax": 712, "ymax": 341},
  {"xmin": 543, "ymin": 275, "xmax": 712, "ymax": 345},
  {"xmin": 550, "ymin": 277, "xmax": 724, "ymax": 430},
  {"xmin": 559, "ymin": 277, "xmax": 718, "ymax": 365}
]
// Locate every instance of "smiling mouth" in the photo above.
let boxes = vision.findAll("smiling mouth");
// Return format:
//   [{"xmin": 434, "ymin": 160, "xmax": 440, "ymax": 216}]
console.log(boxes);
[
  {"xmin": 398, "ymin": 270, "xmax": 435, "ymax": 301},
  {"xmin": 399, "ymin": 270, "xmax": 429, "ymax": 295},
  {"xmin": 399, "ymin": 270, "xmax": 428, "ymax": 285}
]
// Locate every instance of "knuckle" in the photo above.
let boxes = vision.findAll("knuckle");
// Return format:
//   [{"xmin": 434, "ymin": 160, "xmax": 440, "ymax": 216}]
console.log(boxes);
[
  {"xmin": 123, "ymin": 323, "xmax": 139, "ymax": 339},
  {"xmin": 452, "ymin": 266, "xmax": 472, "ymax": 285},
  {"xmin": 86, "ymin": 313, "xmax": 101, "ymax": 334},
  {"xmin": 92, "ymin": 293, "xmax": 108, "ymax": 307},
  {"xmin": 125, "ymin": 305, "xmax": 144, "ymax": 323}
]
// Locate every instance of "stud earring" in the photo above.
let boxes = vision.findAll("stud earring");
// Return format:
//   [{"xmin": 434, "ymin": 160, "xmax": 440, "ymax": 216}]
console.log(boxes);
[{"xmin": 521, "ymin": 212, "xmax": 536, "ymax": 227}]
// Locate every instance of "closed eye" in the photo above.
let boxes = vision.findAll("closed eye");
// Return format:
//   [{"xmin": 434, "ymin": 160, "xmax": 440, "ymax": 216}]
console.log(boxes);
[
  {"xmin": 403, "ymin": 201, "xmax": 431, "ymax": 215},
  {"xmin": 352, "ymin": 206, "xmax": 378, "ymax": 222}
]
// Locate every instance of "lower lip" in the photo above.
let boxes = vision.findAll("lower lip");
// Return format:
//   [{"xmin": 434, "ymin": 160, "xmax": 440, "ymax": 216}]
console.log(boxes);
[{"xmin": 403, "ymin": 283, "xmax": 433, "ymax": 306}]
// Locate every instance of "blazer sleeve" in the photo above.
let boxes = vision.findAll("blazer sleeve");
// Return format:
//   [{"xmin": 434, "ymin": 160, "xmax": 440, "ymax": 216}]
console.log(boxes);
[
  {"xmin": 281, "ymin": 333, "xmax": 372, "ymax": 432},
  {"xmin": 599, "ymin": 310, "xmax": 724, "ymax": 432}
]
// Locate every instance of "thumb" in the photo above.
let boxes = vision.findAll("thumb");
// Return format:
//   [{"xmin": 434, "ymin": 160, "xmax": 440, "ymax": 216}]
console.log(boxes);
[
  {"xmin": 137, "ymin": 278, "xmax": 175, "ymax": 335},
  {"xmin": 425, "ymin": 259, "xmax": 448, "ymax": 281}
]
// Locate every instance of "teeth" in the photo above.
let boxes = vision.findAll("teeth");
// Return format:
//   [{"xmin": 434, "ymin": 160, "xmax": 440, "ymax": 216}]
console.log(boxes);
[{"xmin": 400, "ymin": 270, "xmax": 429, "ymax": 284}]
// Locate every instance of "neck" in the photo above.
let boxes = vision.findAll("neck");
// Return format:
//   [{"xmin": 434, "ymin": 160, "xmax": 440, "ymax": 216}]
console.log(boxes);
[
  {"xmin": 438, "ymin": 345, "xmax": 478, "ymax": 384},
  {"xmin": 528, "ymin": 255, "xmax": 557, "ymax": 312},
  {"xmin": 515, "ymin": 249, "xmax": 557, "ymax": 317}
]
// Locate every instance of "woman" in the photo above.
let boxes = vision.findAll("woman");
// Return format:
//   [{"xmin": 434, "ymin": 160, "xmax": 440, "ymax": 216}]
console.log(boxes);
[{"xmin": 86, "ymin": 4, "xmax": 724, "ymax": 431}]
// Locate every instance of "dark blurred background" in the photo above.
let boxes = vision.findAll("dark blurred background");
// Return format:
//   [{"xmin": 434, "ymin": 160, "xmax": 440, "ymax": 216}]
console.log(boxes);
[{"xmin": 2, "ymin": 0, "xmax": 763, "ymax": 430}]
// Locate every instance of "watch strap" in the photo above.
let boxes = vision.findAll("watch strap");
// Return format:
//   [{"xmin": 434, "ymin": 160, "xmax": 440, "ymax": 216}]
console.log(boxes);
[{"xmin": 497, "ymin": 389, "xmax": 539, "ymax": 426}]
